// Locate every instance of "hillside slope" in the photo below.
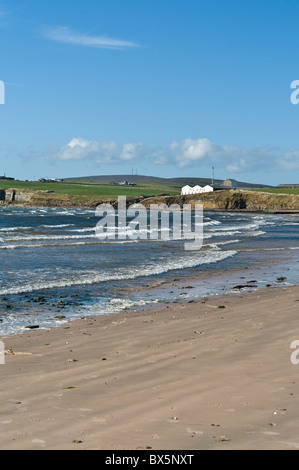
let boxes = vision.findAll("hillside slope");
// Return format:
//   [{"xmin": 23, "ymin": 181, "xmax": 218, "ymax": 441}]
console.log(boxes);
[{"xmin": 64, "ymin": 174, "xmax": 272, "ymax": 189}]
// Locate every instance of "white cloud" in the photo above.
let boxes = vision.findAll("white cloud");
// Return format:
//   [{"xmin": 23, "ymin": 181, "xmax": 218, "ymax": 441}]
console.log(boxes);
[
  {"xmin": 279, "ymin": 149, "xmax": 299, "ymax": 170},
  {"xmin": 161, "ymin": 138, "xmax": 276, "ymax": 173},
  {"xmin": 43, "ymin": 26, "xmax": 139, "ymax": 50},
  {"xmin": 49, "ymin": 136, "xmax": 299, "ymax": 175},
  {"xmin": 120, "ymin": 142, "xmax": 146, "ymax": 161},
  {"xmin": 53, "ymin": 137, "xmax": 146, "ymax": 164},
  {"xmin": 174, "ymin": 138, "xmax": 214, "ymax": 164},
  {"xmin": 55, "ymin": 137, "xmax": 114, "ymax": 161}
]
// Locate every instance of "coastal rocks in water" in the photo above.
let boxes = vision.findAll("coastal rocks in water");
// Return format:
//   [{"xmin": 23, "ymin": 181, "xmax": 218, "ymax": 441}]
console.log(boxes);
[
  {"xmin": 232, "ymin": 284, "xmax": 258, "ymax": 290},
  {"xmin": 25, "ymin": 325, "xmax": 40, "ymax": 330}
]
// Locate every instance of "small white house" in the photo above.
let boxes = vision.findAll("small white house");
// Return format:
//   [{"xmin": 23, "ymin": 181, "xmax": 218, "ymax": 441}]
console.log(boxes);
[
  {"xmin": 181, "ymin": 185, "xmax": 192, "ymax": 195},
  {"xmin": 191, "ymin": 185, "xmax": 203, "ymax": 194},
  {"xmin": 181, "ymin": 184, "xmax": 214, "ymax": 195},
  {"xmin": 201, "ymin": 185, "xmax": 214, "ymax": 193}
]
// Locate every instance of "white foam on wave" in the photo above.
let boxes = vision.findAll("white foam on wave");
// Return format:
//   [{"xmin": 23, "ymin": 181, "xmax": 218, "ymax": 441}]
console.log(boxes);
[
  {"xmin": 0, "ymin": 239, "xmax": 139, "ymax": 250},
  {"xmin": 70, "ymin": 227, "xmax": 96, "ymax": 233},
  {"xmin": 204, "ymin": 230, "xmax": 242, "ymax": 239},
  {"xmin": 0, "ymin": 226, "xmax": 32, "ymax": 232},
  {"xmin": 0, "ymin": 223, "xmax": 76, "ymax": 232},
  {"xmin": 0, "ymin": 249, "xmax": 237, "ymax": 295},
  {"xmin": 4, "ymin": 234, "xmax": 96, "ymax": 242},
  {"xmin": 206, "ymin": 239, "xmax": 241, "ymax": 250},
  {"xmin": 204, "ymin": 229, "xmax": 265, "ymax": 239},
  {"xmin": 40, "ymin": 224, "xmax": 75, "ymax": 229},
  {"xmin": 0, "ymin": 227, "xmax": 266, "ymax": 247},
  {"xmin": 203, "ymin": 220, "xmax": 222, "ymax": 226}
]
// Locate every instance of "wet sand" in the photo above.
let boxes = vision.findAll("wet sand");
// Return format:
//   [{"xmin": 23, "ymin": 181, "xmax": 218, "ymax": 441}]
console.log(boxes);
[{"xmin": 0, "ymin": 285, "xmax": 299, "ymax": 450}]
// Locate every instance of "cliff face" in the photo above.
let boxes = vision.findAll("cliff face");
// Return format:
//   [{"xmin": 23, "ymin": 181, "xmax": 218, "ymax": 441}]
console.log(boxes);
[
  {"xmin": 0, "ymin": 189, "xmax": 36, "ymax": 204},
  {"xmin": 0, "ymin": 188, "xmax": 298, "ymax": 212},
  {"xmin": 0, "ymin": 188, "xmax": 109, "ymax": 208},
  {"xmin": 141, "ymin": 190, "xmax": 299, "ymax": 212}
]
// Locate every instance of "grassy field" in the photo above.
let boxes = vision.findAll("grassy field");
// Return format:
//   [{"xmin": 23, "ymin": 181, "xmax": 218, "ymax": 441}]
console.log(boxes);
[
  {"xmin": 249, "ymin": 187, "xmax": 299, "ymax": 195},
  {"xmin": 0, "ymin": 180, "xmax": 181, "ymax": 199}
]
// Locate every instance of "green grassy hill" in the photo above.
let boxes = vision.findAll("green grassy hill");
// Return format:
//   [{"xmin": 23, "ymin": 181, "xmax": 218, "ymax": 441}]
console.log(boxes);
[
  {"xmin": 0, "ymin": 179, "xmax": 181, "ymax": 206},
  {"xmin": 249, "ymin": 187, "xmax": 299, "ymax": 195},
  {"xmin": 1, "ymin": 180, "xmax": 298, "ymax": 211},
  {"xmin": 64, "ymin": 174, "xmax": 272, "ymax": 189}
]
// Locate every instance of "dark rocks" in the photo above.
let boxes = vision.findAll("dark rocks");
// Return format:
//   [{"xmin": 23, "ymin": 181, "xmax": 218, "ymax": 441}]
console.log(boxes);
[{"xmin": 232, "ymin": 284, "xmax": 258, "ymax": 290}]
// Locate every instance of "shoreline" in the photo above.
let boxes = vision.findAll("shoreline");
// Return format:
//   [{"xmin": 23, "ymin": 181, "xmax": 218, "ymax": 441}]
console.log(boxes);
[
  {"xmin": 1, "ymin": 284, "xmax": 299, "ymax": 450},
  {"xmin": 1, "ymin": 205, "xmax": 297, "ymax": 338},
  {"xmin": 1, "ymin": 187, "xmax": 299, "ymax": 212},
  {"xmin": 0, "ymin": 246, "xmax": 296, "ymax": 338},
  {"xmin": 1, "ymin": 202, "xmax": 299, "ymax": 214}
]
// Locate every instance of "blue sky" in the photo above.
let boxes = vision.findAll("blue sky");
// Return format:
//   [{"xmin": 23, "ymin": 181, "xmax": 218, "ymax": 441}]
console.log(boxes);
[{"xmin": 1, "ymin": 0, "xmax": 299, "ymax": 185}]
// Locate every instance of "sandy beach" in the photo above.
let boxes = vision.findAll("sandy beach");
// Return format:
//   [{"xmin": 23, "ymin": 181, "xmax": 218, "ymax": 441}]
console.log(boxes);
[{"xmin": 0, "ymin": 285, "xmax": 298, "ymax": 450}]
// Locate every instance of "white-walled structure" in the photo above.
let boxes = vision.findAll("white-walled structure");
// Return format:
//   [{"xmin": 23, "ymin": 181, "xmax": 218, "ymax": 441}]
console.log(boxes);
[
  {"xmin": 201, "ymin": 185, "xmax": 214, "ymax": 193},
  {"xmin": 181, "ymin": 185, "xmax": 192, "ymax": 195},
  {"xmin": 181, "ymin": 184, "xmax": 214, "ymax": 195},
  {"xmin": 191, "ymin": 185, "xmax": 202, "ymax": 194}
]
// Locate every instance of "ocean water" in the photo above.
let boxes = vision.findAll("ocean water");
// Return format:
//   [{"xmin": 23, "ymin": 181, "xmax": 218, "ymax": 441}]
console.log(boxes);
[{"xmin": 0, "ymin": 206, "xmax": 298, "ymax": 336}]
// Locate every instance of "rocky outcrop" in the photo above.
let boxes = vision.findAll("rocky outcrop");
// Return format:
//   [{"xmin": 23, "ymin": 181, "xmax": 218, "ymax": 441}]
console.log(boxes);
[
  {"xmin": 14, "ymin": 191, "xmax": 36, "ymax": 203},
  {"xmin": 0, "ymin": 189, "xmax": 36, "ymax": 204},
  {"xmin": 141, "ymin": 190, "xmax": 299, "ymax": 212},
  {"xmin": 5, "ymin": 190, "xmax": 16, "ymax": 202}
]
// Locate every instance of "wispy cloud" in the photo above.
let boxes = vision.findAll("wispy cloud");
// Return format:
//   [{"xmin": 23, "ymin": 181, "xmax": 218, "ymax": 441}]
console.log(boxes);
[{"xmin": 43, "ymin": 26, "xmax": 139, "ymax": 50}]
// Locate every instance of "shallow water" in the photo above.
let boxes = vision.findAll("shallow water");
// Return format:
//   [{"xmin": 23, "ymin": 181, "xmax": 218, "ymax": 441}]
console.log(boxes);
[{"xmin": 0, "ymin": 207, "xmax": 298, "ymax": 336}]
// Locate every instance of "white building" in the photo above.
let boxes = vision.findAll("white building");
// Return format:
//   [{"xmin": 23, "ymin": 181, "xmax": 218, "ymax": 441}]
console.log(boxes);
[
  {"xmin": 181, "ymin": 184, "xmax": 214, "ymax": 195},
  {"xmin": 201, "ymin": 185, "xmax": 214, "ymax": 193},
  {"xmin": 181, "ymin": 185, "xmax": 192, "ymax": 195},
  {"xmin": 191, "ymin": 185, "xmax": 203, "ymax": 194}
]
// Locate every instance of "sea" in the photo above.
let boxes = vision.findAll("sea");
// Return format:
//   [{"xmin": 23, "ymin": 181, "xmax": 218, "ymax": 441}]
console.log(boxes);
[{"xmin": 0, "ymin": 206, "xmax": 298, "ymax": 336}]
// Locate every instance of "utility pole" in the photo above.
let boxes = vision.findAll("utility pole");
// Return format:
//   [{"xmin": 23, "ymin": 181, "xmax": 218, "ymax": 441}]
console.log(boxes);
[{"xmin": 212, "ymin": 167, "xmax": 214, "ymax": 186}]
